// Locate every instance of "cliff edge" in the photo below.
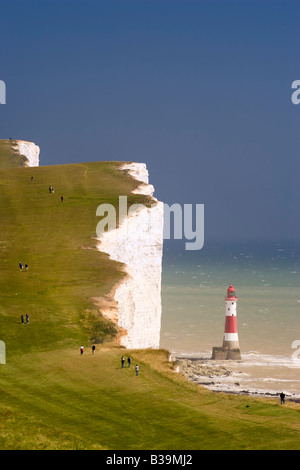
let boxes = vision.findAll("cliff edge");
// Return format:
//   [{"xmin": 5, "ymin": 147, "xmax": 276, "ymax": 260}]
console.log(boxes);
[
  {"xmin": 13, "ymin": 140, "xmax": 40, "ymax": 167},
  {"xmin": 0, "ymin": 139, "xmax": 40, "ymax": 168},
  {"xmin": 97, "ymin": 163, "xmax": 164, "ymax": 349}
]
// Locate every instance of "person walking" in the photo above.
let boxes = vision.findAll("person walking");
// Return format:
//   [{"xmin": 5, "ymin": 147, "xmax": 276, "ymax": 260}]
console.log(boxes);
[
  {"xmin": 21, "ymin": 314, "xmax": 24, "ymax": 324},
  {"xmin": 26, "ymin": 313, "xmax": 29, "ymax": 324},
  {"xmin": 121, "ymin": 356, "xmax": 125, "ymax": 368},
  {"xmin": 280, "ymin": 392, "xmax": 286, "ymax": 405},
  {"xmin": 19, "ymin": 262, "xmax": 23, "ymax": 271},
  {"xmin": 127, "ymin": 356, "xmax": 131, "ymax": 368},
  {"xmin": 80, "ymin": 345, "xmax": 84, "ymax": 355},
  {"xmin": 92, "ymin": 344, "xmax": 96, "ymax": 355},
  {"xmin": 135, "ymin": 364, "xmax": 139, "ymax": 376}
]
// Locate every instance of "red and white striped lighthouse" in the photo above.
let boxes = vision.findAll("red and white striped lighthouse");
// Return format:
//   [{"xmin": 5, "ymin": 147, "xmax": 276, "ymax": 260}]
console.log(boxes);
[
  {"xmin": 223, "ymin": 285, "xmax": 240, "ymax": 351},
  {"xmin": 211, "ymin": 284, "xmax": 241, "ymax": 360}
]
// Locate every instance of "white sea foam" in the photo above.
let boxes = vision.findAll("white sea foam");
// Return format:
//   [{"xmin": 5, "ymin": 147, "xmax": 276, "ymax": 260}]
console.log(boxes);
[{"xmin": 241, "ymin": 352, "xmax": 300, "ymax": 368}]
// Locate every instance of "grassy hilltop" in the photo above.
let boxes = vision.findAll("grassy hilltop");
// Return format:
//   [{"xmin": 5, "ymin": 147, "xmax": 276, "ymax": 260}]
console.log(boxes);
[{"xmin": 0, "ymin": 140, "xmax": 299, "ymax": 450}]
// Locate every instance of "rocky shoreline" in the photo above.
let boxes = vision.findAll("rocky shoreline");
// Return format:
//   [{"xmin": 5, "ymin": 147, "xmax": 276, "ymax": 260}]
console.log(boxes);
[{"xmin": 175, "ymin": 357, "xmax": 300, "ymax": 404}]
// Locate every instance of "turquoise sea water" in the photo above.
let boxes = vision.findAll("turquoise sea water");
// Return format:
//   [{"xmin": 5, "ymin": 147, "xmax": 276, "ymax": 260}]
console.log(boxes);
[{"xmin": 160, "ymin": 241, "xmax": 300, "ymax": 398}]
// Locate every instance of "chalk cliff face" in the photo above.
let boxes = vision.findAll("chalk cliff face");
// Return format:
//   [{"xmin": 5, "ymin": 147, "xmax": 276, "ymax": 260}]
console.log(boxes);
[
  {"xmin": 97, "ymin": 163, "xmax": 164, "ymax": 349},
  {"xmin": 13, "ymin": 140, "xmax": 40, "ymax": 167}
]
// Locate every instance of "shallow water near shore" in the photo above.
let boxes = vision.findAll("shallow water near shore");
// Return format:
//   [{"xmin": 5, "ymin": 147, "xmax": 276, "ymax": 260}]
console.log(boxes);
[{"xmin": 160, "ymin": 241, "xmax": 300, "ymax": 399}]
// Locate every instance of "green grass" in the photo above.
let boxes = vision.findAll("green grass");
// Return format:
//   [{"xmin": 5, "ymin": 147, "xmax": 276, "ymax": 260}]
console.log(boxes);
[
  {"xmin": 0, "ymin": 153, "xmax": 151, "ymax": 355},
  {"xmin": 1, "ymin": 346, "xmax": 300, "ymax": 450},
  {"xmin": 0, "ymin": 140, "xmax": 300, "ymax": 450}
]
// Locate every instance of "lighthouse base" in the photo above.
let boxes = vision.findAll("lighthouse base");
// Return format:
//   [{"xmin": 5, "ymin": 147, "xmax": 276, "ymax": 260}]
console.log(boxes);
[{"xmin": 211, "ymin": 346, "xmax": 241, "ymax": 360}]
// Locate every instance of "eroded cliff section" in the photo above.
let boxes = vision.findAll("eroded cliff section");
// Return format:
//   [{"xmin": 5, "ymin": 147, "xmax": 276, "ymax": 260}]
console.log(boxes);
[
  {"xmin": 13, "ymin": 140, "xmax": 40, "ymax": 167},
  {"xmin": 97, "ymin": 163, "xmax": 164, "ymax": 349},
  {"xmin": 0, "ymin": 139, "xmax": 40, "ymax": 169}
]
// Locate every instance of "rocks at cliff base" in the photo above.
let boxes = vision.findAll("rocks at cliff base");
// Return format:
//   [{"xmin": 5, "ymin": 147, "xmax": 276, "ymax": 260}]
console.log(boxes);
[{"xmin": 176, "ymin": 358, "xmax": 232, "ymax": 382}]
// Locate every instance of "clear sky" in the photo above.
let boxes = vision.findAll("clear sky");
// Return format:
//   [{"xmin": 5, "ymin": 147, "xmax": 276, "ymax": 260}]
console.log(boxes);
[{"xmin": 1, "ymin": 0, "xmax": 299, "ymax": 243}]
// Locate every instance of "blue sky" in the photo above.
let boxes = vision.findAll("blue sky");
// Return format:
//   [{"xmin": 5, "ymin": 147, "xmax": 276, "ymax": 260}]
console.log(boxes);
[{"xmin": 1, "ymin": 0, "xmax": 299, "ymax": 243}]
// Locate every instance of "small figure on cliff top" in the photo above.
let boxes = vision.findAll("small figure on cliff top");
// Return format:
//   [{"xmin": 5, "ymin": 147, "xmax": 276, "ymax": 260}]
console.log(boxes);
[
  {"xmin": 26, "ymin": 313, "xmax": 29, "ymax": 324},
  {"xmin": 25, "ymin": 264, "xmax": 28, "ymax": 271},
  {"xmin": 19, "ymin": 262, "xmax": 23, "ymax": 271},
  {"xmin": 92, "ymin": 344, "xmax": 96, "ymax": 355},
  {"xmin": 21, "ymin": 314, "xmax": 24, "ymax": 324},
  {"xmin": 121, "ymin": 356, "xmax": 125, "ymax": 368},
  {"xmin": 61, "ymin": 196, "xmax": 64, "ymax": 202},
  {"xmin": 135, "ymin": 365, "xmax": 139, "ymax": 376},
  {"xmin": 80, "ymin": 345, "xmax": 84, "ymax": 355},
  {"xmin": 128, "ymin": 356, "xmax": 131, "ymax": 368}
]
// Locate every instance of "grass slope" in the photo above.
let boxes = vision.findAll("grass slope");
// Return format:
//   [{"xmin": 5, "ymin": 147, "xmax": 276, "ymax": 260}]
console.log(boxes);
[
  {"xmin": 0, "ymin": 142, "xmax": 299, "ymax": 450},
  {"xmin": 0, "ymin": 156, "xmax": 151, "ymax": 355}
]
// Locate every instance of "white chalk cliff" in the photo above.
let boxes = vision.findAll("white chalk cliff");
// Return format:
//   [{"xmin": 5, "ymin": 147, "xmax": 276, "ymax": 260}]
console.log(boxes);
[
  {"xmin": 13, "ymin": 140, "xmax": 40, "ymax": 167},
  {"xmin": 97, "ymin": 163, "xmax": 164, "ymax": 349}
]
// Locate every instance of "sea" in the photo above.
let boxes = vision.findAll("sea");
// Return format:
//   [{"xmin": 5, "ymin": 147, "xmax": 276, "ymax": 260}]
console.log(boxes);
[{"xmin": 160, "ymin": 240, "xmax": 300, "ymax": 400}]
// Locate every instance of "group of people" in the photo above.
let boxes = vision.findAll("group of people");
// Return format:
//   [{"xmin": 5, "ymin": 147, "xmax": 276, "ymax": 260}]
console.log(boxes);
[
  {"xmin": 121, "ymin": 355, "xmax": 139, "ymax": 376},
  {"xmin": 21, "ymin": 314, "xmax": 29, "ymax": 324},
  {"xmin": 79, "ymin": 349, "xmax": 139, "ymax": 375},
  {"xmin": 49, "ymin": 185, "xmax": 64, "ymax": 202},
  {"xmin": 19, "ymin": 262, "xmax": 28, "ymax": 271},
  {"xmin": 80, "ymin": 344, "xmax": 96, "ymax": 355}
]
